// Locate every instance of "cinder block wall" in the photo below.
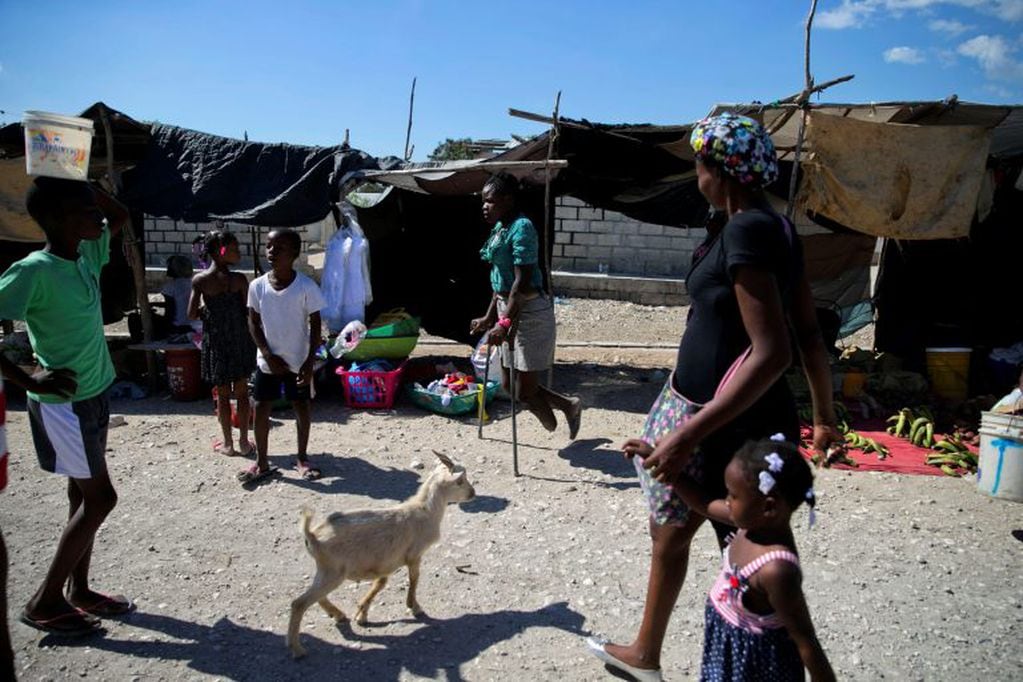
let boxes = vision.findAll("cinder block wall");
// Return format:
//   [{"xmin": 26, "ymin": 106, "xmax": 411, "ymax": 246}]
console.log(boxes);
[
  {"xmin": 142, "ymin": 199, "xmax": 698, "ymax": 304},
  {"xmin": 141, "ymin": 217, "xmax": 330, "ymax": 269},
  {"xmin": 552, "ymin": 196, "xmax": 703, "ymax": 278}
]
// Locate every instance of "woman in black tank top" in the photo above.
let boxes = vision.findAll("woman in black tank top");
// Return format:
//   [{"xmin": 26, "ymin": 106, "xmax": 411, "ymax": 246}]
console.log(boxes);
[{"xmin": 590, "ymin": 114, "xmax": 842, "ymax": 680}]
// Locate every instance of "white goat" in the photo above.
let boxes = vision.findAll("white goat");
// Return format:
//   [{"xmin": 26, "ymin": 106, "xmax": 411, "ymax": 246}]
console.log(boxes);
[{"xmin": 287, "ymin": 451, "xmax": 475, "ymax": 658}]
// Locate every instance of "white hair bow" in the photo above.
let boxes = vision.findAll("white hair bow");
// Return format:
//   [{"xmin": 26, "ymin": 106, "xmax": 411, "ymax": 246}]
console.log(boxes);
[
  {"xmin": 764, "ymin": 452, "xmax": 784, "ymax": 473},
  {"xmin": 769, "ymin": 433, "xmax": 786, "ymax": 442},
  {"xmin": 758, "ymin": 471, "xmax": 777, "ymax": 495}
]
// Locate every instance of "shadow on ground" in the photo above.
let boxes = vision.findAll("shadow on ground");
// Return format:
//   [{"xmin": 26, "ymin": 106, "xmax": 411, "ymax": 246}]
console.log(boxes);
[
  {"xmin": 4, "ymin": 361, "xmax": 664, "ymax": 420},
  {"xmin": 45, "ymin": 601, "xmax": 585, "ymax": 681}
]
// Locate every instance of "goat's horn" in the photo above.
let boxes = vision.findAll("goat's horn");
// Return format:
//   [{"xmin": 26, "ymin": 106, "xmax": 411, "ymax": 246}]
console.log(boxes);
[{"xmin": 432, "ymin": 450, "xmax": 455, "ymax": 470}]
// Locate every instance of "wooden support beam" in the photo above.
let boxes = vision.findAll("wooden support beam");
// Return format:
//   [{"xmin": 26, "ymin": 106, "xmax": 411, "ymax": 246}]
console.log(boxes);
[
  {"xmin": 361, "ymin": 159, "xmax": 567, "ymax": 178},
  {"xmin": 98, "ymin": 104, "xmax": 159, "ymax": 391}
]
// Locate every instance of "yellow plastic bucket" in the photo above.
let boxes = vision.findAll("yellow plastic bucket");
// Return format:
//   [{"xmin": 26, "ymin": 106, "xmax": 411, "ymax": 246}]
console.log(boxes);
[{"xmin": 925, "ymin": 347, "xmax": 970, "ymax": 401}]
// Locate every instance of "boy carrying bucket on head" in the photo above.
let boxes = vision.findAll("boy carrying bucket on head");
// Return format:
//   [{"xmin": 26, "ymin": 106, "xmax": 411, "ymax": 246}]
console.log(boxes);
[
  {"xmin": 242, "ymin": 228, "xmax": 326, "ymax": 485},
  {"xmin": 0, "ymin": 177, "xmax": 134, "ymax": 636}
]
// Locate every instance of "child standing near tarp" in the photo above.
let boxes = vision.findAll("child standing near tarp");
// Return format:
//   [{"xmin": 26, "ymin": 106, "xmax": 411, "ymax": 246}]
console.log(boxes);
[
  {"xmin": 127, "ymin": 254, "xmax": 197, "ymax": 341},
  {"xmin": 243, "ymin": 228, "xmax": 325, "ymax": 485},
  {"xmin": 188, "ymin": 230, "xmax": 256, "ymax": 457},
  {"xmin": 0, "ymin": 177, "xmax": 134, "ymax": 637}
]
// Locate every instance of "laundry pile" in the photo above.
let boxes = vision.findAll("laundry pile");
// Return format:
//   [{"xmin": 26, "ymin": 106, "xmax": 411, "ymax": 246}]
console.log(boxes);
[{"xmin": 415, "ymin": 372, "xmax": 485, "ymax": 408}]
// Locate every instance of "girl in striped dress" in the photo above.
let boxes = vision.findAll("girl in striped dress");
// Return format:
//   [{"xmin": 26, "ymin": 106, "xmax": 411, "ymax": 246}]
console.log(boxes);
[{"xmin": 675, "ymin": 436, "xmax": 835, "ymax": 682}]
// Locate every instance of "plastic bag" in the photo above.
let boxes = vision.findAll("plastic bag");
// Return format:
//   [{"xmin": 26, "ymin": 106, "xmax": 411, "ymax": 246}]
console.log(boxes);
[
  {"xmin": 329, "ymin": 320, "xmax": 368, "ymax": 359},
  {"xmin": 321, "ymin": 202, "xmax": 372, "ymax": 332},
  {"xmin": 471, "ymin": 336, "xmax": 502, "ymax": 385}
]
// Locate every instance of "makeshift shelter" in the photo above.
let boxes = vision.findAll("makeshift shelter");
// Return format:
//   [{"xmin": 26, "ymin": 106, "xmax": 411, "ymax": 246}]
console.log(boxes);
[
  {"xmin": 0, "ymin": 102, "xmax": 398, "ymax": 325},
  {"xmin": 3, "ymin": 98, "xmax": 1020, "ymax": 380},
  {"xmin": 358, "ymin": 99, "xmax": 1022, "ymax": 377}
]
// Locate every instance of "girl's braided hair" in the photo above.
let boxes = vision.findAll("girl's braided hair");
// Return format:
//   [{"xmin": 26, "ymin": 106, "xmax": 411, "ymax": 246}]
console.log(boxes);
[
  {"xmin": 733, "ymin": 437, "xmax": 816, "ymax": 511},
  {"xmin": 199, "ymin": 229, "xmax": 238, "ymax": 258}
]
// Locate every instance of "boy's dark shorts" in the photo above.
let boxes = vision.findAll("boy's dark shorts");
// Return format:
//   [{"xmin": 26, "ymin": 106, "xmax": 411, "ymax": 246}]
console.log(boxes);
[
  {"xmin": 252, "ymin": 369, "xmax": 310, "ymax": 402},
  {"xmin": 27, "ymin": 391, "xmax": 110, "ymax": 479}
]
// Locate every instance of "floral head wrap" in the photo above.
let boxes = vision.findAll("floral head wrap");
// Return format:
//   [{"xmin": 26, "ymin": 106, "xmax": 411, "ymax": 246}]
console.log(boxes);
[{"xmin": 689, "ymin": 112, "xmax": 779, "ymax": 188}]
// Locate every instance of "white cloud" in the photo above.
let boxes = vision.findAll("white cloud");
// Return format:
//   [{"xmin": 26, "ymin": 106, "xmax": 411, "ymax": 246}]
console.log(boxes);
[
  {"xmin": 982, "ymin": 83, "xmax": 1017, "ymax": 96},
  {"xmin": 884, "ymin": 46, "xmax": 928, "ymax": 62},
  {"xmin": 957, "ymin": 33, "xmax": 1023, "ymax": 79},
  {"xmin": 817, "ymin": 0, "xmax": 1023, "ymax": 29},
  {"xmin": 818, "ymin": 1, "xmax": 877, "ymax": 29},
  {"xmin": 991, "ymin": 0, "xmax": 1023, "ymax": 21},
  {"xmin": 929, "ymin": 18, "xmax": 973, "ymax": 33}
]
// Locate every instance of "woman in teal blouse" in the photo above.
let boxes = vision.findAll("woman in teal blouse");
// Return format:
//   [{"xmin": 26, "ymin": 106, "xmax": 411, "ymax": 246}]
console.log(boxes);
[{"xmin": 471, "ymin": 173, "xmax": 582, "ymax": 438}]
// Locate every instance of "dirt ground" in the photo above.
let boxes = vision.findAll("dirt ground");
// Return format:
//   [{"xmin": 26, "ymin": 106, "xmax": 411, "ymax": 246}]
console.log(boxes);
[{"xmin": 1, "ymin": 299, "xmax": 1020, "ymax": 681}]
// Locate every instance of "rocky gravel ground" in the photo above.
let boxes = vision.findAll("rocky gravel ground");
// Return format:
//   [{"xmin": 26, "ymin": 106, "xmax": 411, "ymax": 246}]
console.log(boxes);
[{"xmin": 1, "ymin": 299, "xmax": 1020, "ymax": 681}]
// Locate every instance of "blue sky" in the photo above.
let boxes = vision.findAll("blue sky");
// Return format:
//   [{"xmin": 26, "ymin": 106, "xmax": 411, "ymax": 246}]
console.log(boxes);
[{"xmin": 1, "ymin": 1, "xmax": 1020, "ymax": 160}]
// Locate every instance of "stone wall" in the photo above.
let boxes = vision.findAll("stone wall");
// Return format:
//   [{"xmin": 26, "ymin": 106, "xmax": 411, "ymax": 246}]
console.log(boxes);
[{"xmin": 552, "ymin": 196, "xmax": 702, "ymax": 278}]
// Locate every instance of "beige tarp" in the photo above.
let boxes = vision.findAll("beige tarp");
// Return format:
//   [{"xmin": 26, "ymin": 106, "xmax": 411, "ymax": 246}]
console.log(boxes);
[
  {"xmin": 797, "ymin": 112, "xmax": 991, "ymax": 240},
  {"xmin": 0, "ymin": 158, "xmax": 44, "ymax": 242}
]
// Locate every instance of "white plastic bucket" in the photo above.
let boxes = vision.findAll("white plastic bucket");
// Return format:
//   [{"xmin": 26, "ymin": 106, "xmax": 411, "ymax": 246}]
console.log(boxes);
[
  {"xmin": 22, "ymin": 111, "xmax": 94, "ymax": 181},
  {"xmin": 977, "ymin": 411, "xmax": 1023, "ymax": 503}
]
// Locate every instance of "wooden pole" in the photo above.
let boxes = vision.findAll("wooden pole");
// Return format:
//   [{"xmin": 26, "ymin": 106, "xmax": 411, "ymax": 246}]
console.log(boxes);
[
  {"xmin": 785, "ymin": 0, "xmax": 819, "ymax": 220},
  {"xmin": 251, "ymin": 225, "xmax": 261, "ymax": 277},
  {"xmin": 404, "ymin": 77, "xmax": 417, "ymax": 161},
  {"xmin": 544, "ymin": 91, "xmax": 560, "ymax": 297},
  {"xmin": 544, "ymin": 91, "xmax": 560, "ymax": 389},
  {"xmin": 98, "ymin": 104, "xmax": 159, "ymax": 391}
]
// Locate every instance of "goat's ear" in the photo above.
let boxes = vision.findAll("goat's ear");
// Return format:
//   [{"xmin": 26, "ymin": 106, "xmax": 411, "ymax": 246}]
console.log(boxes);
[{"xmin": 432, "ymin": 450, "xmax": 456, "ymax": 471}]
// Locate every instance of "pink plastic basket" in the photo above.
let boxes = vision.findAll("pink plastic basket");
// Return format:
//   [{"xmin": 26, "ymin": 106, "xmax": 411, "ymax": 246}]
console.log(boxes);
[{"xmin": 336, "ymin": 362, "xmax": 405, "ymax": 409}]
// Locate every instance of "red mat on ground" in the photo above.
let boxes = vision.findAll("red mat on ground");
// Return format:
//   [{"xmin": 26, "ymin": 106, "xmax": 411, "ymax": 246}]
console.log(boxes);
[{"xmin": 799, "ymin": 420, "xmax": 978, "ymax": 476}]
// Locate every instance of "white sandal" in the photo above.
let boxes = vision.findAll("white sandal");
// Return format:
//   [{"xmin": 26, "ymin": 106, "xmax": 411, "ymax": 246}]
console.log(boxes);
[{"xmin": 585, "ymin": 636, "xmax": 663, "ymax": 682}]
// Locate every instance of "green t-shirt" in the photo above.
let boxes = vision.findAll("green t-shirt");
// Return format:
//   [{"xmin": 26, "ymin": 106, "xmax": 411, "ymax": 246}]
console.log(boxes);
[
  {"xmin": 479, "ymin": 215, "xmax": 544, "ymax": 293},
  {"xmin": 0, "ymin": 227, "xmax": 114, "ymax": 403}
]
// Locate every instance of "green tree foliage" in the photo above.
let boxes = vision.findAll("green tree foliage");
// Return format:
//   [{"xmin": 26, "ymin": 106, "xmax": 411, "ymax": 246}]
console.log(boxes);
[{"xmin": 428, "ymin": 137, "xmax": 476, "ymax": 161}]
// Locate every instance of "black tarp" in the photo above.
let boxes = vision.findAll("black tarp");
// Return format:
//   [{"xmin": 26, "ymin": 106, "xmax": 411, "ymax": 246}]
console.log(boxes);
[
  {"xmin": 354, "ymin": 186, "xmax": 549, "ymax": 345},
  {"xmin": 121, "ymin": 124, "xmax": 400, "ymax": 226},
  {"xmin": 874, "ymin": 162, "xmax": 1023, "ymax": 390}
]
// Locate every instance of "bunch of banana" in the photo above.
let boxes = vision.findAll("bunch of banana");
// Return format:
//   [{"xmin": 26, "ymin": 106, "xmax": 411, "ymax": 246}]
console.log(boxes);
[
  {"xmin": 886, "ymin": 406, "xmax": 936, "ymax": 448},
  {"xmin": 799, "ymin": 402, "xmax": 851, "ymax": 433},
  {"xmin": 813, "ymin": 445, "xmax": 859, "ymax": 468},
  {"xmin": 927, "ymin": 433, "xmax": 978, "ymax": 476},
  {"xmin": 843, "ymin": 431, "xmax": 890, "ymax": 459}
]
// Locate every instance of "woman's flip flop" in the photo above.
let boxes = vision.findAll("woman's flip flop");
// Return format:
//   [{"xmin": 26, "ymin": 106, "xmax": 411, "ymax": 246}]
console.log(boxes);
[
  {"xmin": 212, "ymin": 440, "xmax": 238, "ymax": 456},
  {"xmin": 237, "ymin": 464, "xmax": 279, "ymax": 485},
  {"xmin": 296, "ymin": 461, "xmax": 322, "ymax": 480},
  {"xmin": 70, "ymin": 593, "xmax": 135, "ymax": 618},
  {"xmin": 19, "ymin": 609, "xmax": 101, "ymax": 636}
]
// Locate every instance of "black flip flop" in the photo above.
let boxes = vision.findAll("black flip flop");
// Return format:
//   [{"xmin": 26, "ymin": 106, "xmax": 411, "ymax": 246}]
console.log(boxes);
[
  {"xmin": 20, "ymin": 609, "xmax": 100, "ymax": 637},
  {"xmin": 71, "ymin": 593, "xmax": 135, "ymax": 618}
]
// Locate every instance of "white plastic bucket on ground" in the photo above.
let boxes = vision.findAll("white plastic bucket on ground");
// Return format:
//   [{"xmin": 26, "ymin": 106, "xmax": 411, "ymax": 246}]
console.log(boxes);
[
  {"xmin": 22, "ymin": 111, "xmax": 94, "ymax": 181},
  {"xmin": 977, "ymin": 411, "xmax": 1023, "ymax": 503}
]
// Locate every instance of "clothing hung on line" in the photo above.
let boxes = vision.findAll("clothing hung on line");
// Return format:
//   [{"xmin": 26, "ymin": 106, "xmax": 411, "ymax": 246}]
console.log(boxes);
[
  {"xmin": 701, "ymin": 538, "xmax": 804, "ymax": 681},
  {"xmin": 321, "ymin": 203, "xmax": 372, "ymax": 332}
]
